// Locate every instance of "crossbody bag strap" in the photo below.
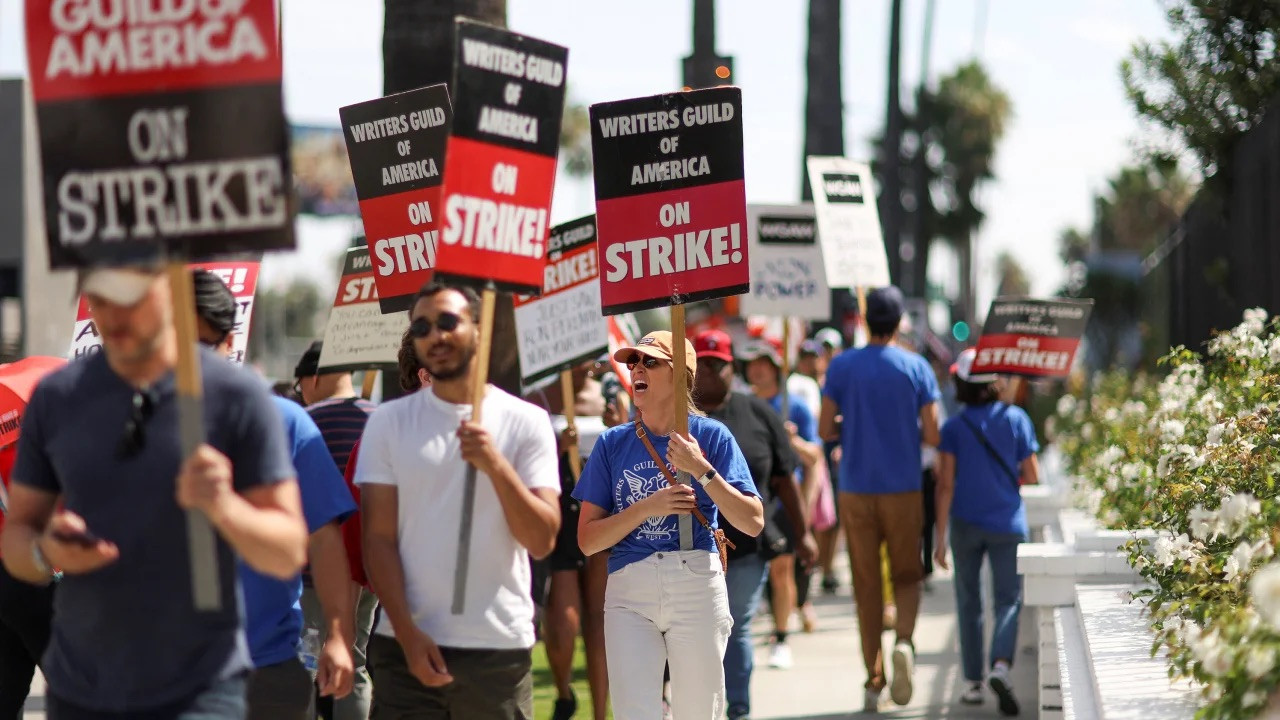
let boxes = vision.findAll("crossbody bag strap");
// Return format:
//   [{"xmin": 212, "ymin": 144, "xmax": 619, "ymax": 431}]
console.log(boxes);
[
  {"xmin": 961, "ymin": 415, "xmax": 1021, "ymax": 489},
  {"xmin": 634, "ymin": 422, "xmax": 715, "ymax": 532}
]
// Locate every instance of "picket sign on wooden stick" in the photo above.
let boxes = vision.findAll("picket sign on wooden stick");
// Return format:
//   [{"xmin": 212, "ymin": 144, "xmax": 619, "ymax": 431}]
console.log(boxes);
[
  {"xmin": 452, "ymin": 286, "xmax": 497, "ymax": 616},
  {"xmin": 856, "ymin": 287, "xmax": 868, "ymax": 323},
  {"xmin": 360, "ymin": 371, "xmax": 377, "ymax": 401},
  {"xmin": 560, "ymin": 370, "xmax": 582, "ymax": 479},
  {"xmin": 167, "ymin": 262, "xmax": 223, "ymax": 612},
  {"xmin": 670, "ymin": 303, "xmax": 696, "ymax": 550},
  {"xmin": 780, "ymin": 318, "xmax": 792, "ymax": 422}
]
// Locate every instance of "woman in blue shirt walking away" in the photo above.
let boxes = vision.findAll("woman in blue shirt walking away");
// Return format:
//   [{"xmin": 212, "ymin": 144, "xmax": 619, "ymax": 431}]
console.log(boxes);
[
  {"xmin": 933, "ymin": 349, "xmax": 1040, "ymax": 717},
  {"xmin": 573, "ymin": 331, "xmax": 764, "ymax": 720}
]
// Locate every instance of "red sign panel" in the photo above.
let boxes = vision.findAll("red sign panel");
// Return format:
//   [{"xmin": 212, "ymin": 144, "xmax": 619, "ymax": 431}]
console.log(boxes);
[
  {"xmin": 590, "ymin": 87, "xmax": 749, "ymax": 315},
  {"xmin": 970, "ymin": 298, "xmax": 1094, "ymax": 378},
  {"xmin": 340, "ymin": 85, "xmax": 452, "ymax": 313},
  {"xmin": 432, "ymin": 20, "xmax": 568, "ymax": 296},
  {"xmin": 26, "ymin": 0, "xmax": 293, "ymax": 268}
]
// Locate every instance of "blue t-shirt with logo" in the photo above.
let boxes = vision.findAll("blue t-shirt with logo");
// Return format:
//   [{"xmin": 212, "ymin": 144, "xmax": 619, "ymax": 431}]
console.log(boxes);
[
  {"xmin": 239, "ymin": 397, "xmax": 357, "ymax": 668},
  {"xmin": 823, "ymin": 344, "xmax": 940, "ymax": 494},
  {"xmin": 572, "ymin": 415, "xmax": 757, "ymax": 574},
  {"xmin": 939, "ymin": 402, "xmax": 1038, "ymax": 537}
]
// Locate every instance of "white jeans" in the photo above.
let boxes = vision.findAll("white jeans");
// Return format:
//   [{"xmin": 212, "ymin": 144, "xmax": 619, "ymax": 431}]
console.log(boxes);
[{"xmin": 604, "ymin": 550, "xmax": 733, "ymax": 720}]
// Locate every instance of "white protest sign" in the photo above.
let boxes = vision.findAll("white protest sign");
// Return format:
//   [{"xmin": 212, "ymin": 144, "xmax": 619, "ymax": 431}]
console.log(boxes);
[
  {"xmin": 513, "ymin": 215, "xmax": 608, "ymax": 385},
  {"xmin": 740, "ymin": 203, "xmax": 831, "ymax": 319},
  {"xmin": 317, "ymin": 247, "xmax": 408, "ymax": 373},
  {"xmin": 70, "ymin": 261, "xmax": 260, "ymax": 365},
  {"xmin": 806, "ymin": 157, "xmax": 891, "ymax": 289}
]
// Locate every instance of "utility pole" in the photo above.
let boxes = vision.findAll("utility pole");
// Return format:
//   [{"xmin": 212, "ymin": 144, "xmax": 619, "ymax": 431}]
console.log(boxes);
[
  {"xmin": 882, "ymin": 0, "xmax": 904, "ymax": 287},
  {"xmin": 905, "ymin": 0, "xmax": 937, "ymax": 298},
  {"xmin": 683, "ymin": 0, "xmax": 734, "ymax": 89}
]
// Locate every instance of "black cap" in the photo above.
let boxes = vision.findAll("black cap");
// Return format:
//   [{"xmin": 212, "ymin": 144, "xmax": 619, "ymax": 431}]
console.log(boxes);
[
  {"xmin": 192, "ymin": 269, "xmax": 236, "ymax": 336},
  {"xmin": 865, "ymin": 286, "xmax": 906, "ymax": 326},
  {"xmin": 294, "ymin": 341, "xmax": 323, "ymax": 378}
]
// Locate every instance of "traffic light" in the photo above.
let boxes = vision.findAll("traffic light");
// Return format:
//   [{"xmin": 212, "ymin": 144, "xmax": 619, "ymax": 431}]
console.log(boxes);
[
  {"xmin": 952, "ymin": 321, "xmax": 970, "ymax": 342},
  {"xmin": 682, "ymin": 55, "xmax": 733, "ymax": 90}
]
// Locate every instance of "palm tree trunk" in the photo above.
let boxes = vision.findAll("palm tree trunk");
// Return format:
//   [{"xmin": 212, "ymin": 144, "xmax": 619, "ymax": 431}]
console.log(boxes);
[
  {"xmin": 800, "ymin": 0, "xmax": 843, "ymax": 202},
  {"xmin": 382, "ymin": 0, "xmax": 522, "ymax": 396}
]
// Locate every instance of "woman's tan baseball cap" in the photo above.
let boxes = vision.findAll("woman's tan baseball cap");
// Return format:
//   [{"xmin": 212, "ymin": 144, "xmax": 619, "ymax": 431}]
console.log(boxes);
[{"xmin": 613, "ymin": 330, "xmax": 697, "ymax": 368}]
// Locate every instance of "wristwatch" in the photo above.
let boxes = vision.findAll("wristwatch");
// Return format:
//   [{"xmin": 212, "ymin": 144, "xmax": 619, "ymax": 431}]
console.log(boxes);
[
  {"xmin": 698, "ymin": 468, "xmax": 716, "ymax": 487},
  {"xmin": 31, "ymin": 538, "xmax": 52, "ymax": 578}
]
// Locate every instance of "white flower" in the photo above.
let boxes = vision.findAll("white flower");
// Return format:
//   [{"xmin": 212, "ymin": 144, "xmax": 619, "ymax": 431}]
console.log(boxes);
[
  {"xmin": 1245, "ymin": 307, "xmax": 1269, "ymax": 332},
  {"xmin": 1121, "ymin": 463, "xmax": 1144, "ymax": 481},
  {"xmin": 1268, "ymin": 337, "xmax": 1280, "ymax": 365},
  {"xmin": 1206, "ymin": 423, "xmax": 1227, "ymax": 446},
  {"xmin": 1232, "ymin": 541, "xmax": 1260, "ymax": 577},
  {"xmin": 1081, "ymin": 423, "xmax": 1094, "ymax": 441},
  {"xmin": 1056, "ymin": 394, "xmax": 1077, "ymax": 417},
  {"xmin": 1154, "ymin": 535, "xmax": 1177, "ymax": 568},
  {"xmin": 1244, "ymin": 690, "xmax": 1268, "ymax": 708},
  {"xmin": 1160, "ymin": 419, "xmax": 1186, "ymax": 442},
  {"xmin": 1157, "ymin": 454, "xmax": 1172, "ymax": 479},
  {"xmin": 1193, "ymin": 630, "xmax": 1233, "ymax": 676},
  {"xmin": 1251, "ymin": 563, "xmax": 1280, "ymax": 629},
  {"xmin": 1225, "ymin": 555, "xmax": 1243, "ymax": 582},
  {"xmin": 1105, "ymin": 474, "xmax": 1120, "ymax": 493},
  {"xmin": 1103, "ymin": 407, "xmax": 1119, "ymax": 423},
  {"xmin": 1164, "ymin": 615, "xmax": 1185, "ymax": 634},
  {"xmin": 1097, "ymin": 445, "xmax": 1125, "ymax": 468},
  {"xmin": 1247, "ymin": 647, "xmax": 1276, "ymax": 679},
  {"xmin": 1218, "ymin": 492, "xmax": 1261, "ymax": 535},
  {"xmin": 1122, "ymin": 400, "xmax": 1148, "ymax": 416},
  {"xmin": 1189, "ymin": 505, "xmax": 1217, "ymax": 541}
]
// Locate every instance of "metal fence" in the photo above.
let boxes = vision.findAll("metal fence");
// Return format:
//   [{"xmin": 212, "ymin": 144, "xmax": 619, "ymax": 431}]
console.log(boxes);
[{"xmin": 1146, "ymin": 93, "xmax": 1280, "ymax": 352}]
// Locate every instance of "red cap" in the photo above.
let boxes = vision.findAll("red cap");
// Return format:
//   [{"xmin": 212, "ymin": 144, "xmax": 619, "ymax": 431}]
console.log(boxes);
[{"xmin": 694, "ymin": 329, "xmax": 735, "ymax": 362}]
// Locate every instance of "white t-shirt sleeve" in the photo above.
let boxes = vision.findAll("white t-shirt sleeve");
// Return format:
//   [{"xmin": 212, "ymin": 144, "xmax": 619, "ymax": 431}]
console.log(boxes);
[
  {"xmin": 354, "ymin": 405, "xmax": 398, "ymax": 487},
  {"xmin": 512, "ymin": 406, "xmax": 561, "ymax": 494}
]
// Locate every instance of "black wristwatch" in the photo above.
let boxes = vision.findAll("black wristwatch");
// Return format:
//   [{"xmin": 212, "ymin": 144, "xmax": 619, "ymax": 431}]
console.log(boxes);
[{"xmin": 698, "ymin": 468, "xmax": 716, "ymax": 487}]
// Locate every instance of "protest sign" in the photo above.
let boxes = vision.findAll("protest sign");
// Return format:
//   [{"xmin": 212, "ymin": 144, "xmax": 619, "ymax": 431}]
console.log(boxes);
[
  {"xmin": 970, "ymin": 298, "xmax": 1094, "ymax": 378},
  {"xmin": 740, "ymin": 204, "xmax": 830, "ymax": 319},
  {"xmin": 340, "ymin": 85, "xmax": 452, "ymax": 313},
  {"xmin": 806, "ymin": 157, "xmax": 890, "ymax": 290},
  {"xmin": 431, "ymin": 20, "xmax": 568, "ymax": 296},
  {"xmin": 26, "ymin": 0, "xmax": 294, "ymax": 268},
  {"xmin": 590, "ymin": 87, "xmax": 749, "ymax": 315},
  {"xmin": 512, "ymin": 216, "xmax": 607, "ymax": 385},
  {"xmin": 317, "ymin": 247, "xmax": 407, "ymax": 373},
  {"xmin": 69, "ymin": 262, "xmax": 260, "ymax": 364}
]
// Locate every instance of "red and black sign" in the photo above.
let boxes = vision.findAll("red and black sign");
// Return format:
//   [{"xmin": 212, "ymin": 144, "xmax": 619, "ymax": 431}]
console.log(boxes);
[
  {"xmin": 340, "ymin": 85, "xmax": 452, "ymax": 313},
  {"xmin": 431, "ymin": 19, "xmax": 568, "ymax": 296},
  {"xmin": 971, "ymin": 298, "xmax": 1094, "ymax": 378},
  {"xmin": 590, "ymin": 87, "xmax": 748, "ymax": 315},
  {"xmin": 26, "ymin": 0, "xmax": 294, "ymax": 269}
]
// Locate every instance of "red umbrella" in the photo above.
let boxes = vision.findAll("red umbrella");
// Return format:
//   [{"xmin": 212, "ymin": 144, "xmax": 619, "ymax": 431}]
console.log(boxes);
[{"xmin": 0, "ymin": 356, "xmax": 67, "ymax": 449}]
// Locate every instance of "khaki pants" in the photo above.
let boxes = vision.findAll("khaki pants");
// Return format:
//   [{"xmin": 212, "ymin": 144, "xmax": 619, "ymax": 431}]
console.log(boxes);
[{"xmin": 839, "ymin": 491, "xmax": 924, "ymax": 690}]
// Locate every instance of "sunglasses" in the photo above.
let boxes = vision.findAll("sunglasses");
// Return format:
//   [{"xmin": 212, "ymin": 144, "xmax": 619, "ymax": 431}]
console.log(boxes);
[
  {"xmin": 698, "ymin": 357, "xmax": 731, "ymax": 374},
  {"xmin": 118, "ymin": 388, "xmax": 158, "ymax": 459},
  {"xmin": 409, "ymin": 312, "xmax": 463, "ymax": 339},
  {"xmin": 625, "ymin": 355, "xmax": 667, "ymax": 371}
]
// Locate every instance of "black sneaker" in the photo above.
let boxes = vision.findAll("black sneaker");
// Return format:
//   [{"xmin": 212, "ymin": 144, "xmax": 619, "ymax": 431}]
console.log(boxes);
[
  {"xmin": 552, "ymin": 691, "xmax": 578, "ymax": 720},
  {"xmin": 821, "ymin": 575, "xmax": 839, "ymax": 595}
]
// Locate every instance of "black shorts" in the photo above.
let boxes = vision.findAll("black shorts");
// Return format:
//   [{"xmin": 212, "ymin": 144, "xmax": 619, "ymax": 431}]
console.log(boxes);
[{"xmin": 547, "ymin": 491, "xmax": 586, "ymax": 573}]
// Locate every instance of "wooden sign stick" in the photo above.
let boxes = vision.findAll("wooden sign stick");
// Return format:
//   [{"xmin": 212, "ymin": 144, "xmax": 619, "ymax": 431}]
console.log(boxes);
[
  {"xmin": 780, "ymin": 318, "xmax": 792, "ymax": 422},
  {"xmin": 670, "ymin": 303, "xmax": 694, "ymax": 550},
  {"xmin": 360, "ymin": 370, "xmax": 377, "ymax": 400},
  {"xmin": 452, "ymin": 286, "xmax": 497, "ymax": 615},
  {"xmin": 560, "ymin": 369, "xmax": 582, "ymax": 479},
  {"xmin": 856, "ymin": 286, "xmax": 868, "ymax": 326},
  {"xmin": 167, "ymin": 262, "xmax": 223, "ymax": 612}
]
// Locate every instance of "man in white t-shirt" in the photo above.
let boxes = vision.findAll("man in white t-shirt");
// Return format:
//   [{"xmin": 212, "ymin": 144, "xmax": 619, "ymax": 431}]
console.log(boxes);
[{"xmin": 357, "ymin": 282, "xmax": 560, "ymax": 720}]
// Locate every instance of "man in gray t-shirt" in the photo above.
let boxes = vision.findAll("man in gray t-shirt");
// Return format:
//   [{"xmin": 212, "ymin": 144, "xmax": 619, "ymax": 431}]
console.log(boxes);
[{"xmin": 0, "ymin": 262, "xmax": 307, "ymax": 719}]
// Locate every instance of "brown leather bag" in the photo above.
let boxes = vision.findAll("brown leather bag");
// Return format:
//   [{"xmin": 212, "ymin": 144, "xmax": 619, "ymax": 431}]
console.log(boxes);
[{"xmin": 634, "ymin": 422, "xmax": 735, "ymax": 573}]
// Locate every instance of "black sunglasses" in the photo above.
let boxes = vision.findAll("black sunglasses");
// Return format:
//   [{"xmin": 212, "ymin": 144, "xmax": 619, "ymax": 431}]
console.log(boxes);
[
  {"xmin": 625, "ymin": 355, "xmax": 666, "ymax": 371},
  {"xmin": 118, "ymin": 388, "xmax": 158, "ymax": 459},
  {"xmin": 409, "ymin": 312, "xmax": 463, "ymax": 339}
]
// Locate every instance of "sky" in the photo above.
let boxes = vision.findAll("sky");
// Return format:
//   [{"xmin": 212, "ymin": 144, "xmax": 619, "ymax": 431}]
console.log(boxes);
[{"xmin": 0, "ymin": 0, "xmax": 1173, "ymax": 314}]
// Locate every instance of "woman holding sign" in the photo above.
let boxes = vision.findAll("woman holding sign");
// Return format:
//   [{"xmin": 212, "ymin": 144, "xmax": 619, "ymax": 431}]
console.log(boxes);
[{"xmin": 573, "ymin": 331, "xmax": 763, "ymax": 720}]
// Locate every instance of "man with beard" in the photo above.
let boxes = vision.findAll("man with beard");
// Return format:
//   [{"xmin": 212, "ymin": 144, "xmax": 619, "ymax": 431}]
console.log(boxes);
[
  {"xmin": 1, "ymin": 260, "xmax": 307, "ymax": 720},
  {"xmin": 356, "ymin": 282, "xmax": 560, "ymax": 719},
  {"xmin": 692, "ymin": 330, "xmax": 814, "ymax": 720}
]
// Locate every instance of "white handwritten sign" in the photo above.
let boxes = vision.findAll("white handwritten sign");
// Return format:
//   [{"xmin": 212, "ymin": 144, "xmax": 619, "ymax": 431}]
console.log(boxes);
[
  {"xmin": 806, "ymin": 156, "xmax": 891, "ymax": 290},
  {"xmin": 317, "ymin": 247, "xmax": 406, "ymax": 372},
  {"xmin": 740, "ymin": 203, "xmax": 831, "ymax": 319}
]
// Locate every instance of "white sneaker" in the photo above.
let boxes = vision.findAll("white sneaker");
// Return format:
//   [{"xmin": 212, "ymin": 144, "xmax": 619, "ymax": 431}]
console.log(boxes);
[
  {"xmin": 768, "ymin": 641, "xmax": 794, "ymax": 669},
  {"xmin": 960, "ymin": 681, "xmax": 984, "ymax": 705},
  {"xmin": 988, "ymin": 664, "xmax": 1020, "ymax": 716},
  {"xmin": 863, "ymin": 687, "xmax": 883, "ymax": 713},
  {"xmin": 889, "ymin": 641, "xmax": 914, "ymax": 706}
]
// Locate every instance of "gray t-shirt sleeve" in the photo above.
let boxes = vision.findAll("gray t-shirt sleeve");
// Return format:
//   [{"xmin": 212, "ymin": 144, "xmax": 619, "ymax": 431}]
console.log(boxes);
[
  {"xmin": 13, "ymin": 382, "xmax": 59, "ymax": 494},
  {"xmin": 227, "ymin": 381, "xmax": 295, "ymax": 492}
]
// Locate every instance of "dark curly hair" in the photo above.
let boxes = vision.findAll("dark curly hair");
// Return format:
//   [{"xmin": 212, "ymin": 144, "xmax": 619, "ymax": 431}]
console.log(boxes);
[{"xmin": 398, "ymin": 328, "xmax": 425, "ymax": 393}]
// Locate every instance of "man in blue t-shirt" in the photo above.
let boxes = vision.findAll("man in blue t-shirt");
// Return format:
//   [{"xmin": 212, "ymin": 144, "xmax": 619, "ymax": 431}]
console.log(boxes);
[
  {"xmin": 819, "ymin": 285, "xmax": 940, "ymax": 712},
  {"xmin": 192, "ymin": 270, "xmax": 358, "ymax": 720},
  {"xmin": 0, "ymin": 261, "xmax": 308, "ymax": 719}
]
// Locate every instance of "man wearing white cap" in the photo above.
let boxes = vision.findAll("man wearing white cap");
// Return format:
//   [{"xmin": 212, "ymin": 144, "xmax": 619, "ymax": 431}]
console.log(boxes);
[{"xmin": 1, "ymin": 261, "xmax": 308, "ymax": 720}]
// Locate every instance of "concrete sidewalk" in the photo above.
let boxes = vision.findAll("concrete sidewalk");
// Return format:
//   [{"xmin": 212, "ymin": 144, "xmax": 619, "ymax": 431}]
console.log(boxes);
[
  {"xmin": 20, "ymin": 560, "xmax": 1038, "ymax": 719},
  {"xmin": 749, "ymin": 560, "xmax": 1039, "ymax": 720}
]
